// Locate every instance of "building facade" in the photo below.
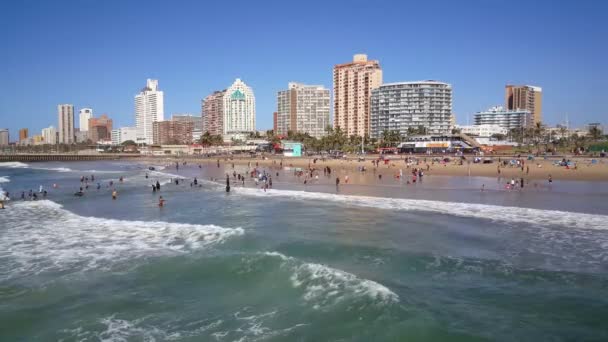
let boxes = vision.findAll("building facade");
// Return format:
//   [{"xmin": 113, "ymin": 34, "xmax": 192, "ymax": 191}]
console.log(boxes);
[
  {"xmin": 276, "ymin": 82, "xmax": 330, "ymax": 138},
  {"xmin": 455, "ymin": 124, "xmax": 507, "ymax": 137},
  {"xmin": 201, "ymin": 90, "xmax": 226, "ymax": 137},
  {"xmin": 88, "ymin": 114, "xmax": 113, "ymax": 143},
  {"xmin": 172, "ymin": 114, "xmax": 203, "ymax": 142},
  {"xmin": 333, "ymin": 54, "xmax": 382, "ymax": 137},
  {"xmin": 58, "ymin": 104, "xmax": 75, "ymax": 144},
  {"xmin": 42, "ymin": 126, "xmax": 57, "ymax": 144},
  {"xmin": 370, "ymin": 81, "xmax": 453, "ymax": 139},
  {"xmin": 19, "ymin": 128, "xmax": 28, "ymax": 142},
  {"xmin": 505, "ymin": 85, "xmax": 542, "ymax": 124},
  {"xmin": 79, "ymin": 108, "xmax": 93, "ymax": 132},
  {"xmin": 152, "ymin": 120, "xmax": 194, "ymax": 145},
  {"xmin": 223, "ymin": 78, "xmax": 255, "ymax": 140},
  {"xmin": 111, "ymin": 126, "xmax": 138, "ymax": 145},
  {"xmin": 135, "ymin": 79, "xmax": 164, "ymax": 144},
  {"xmin": 0, "ymin": 129, "xmax": 9, "ymax": 146},
  {"xmin": 474, "ymin": 106, "xmax": 531, "ymax": 130}
]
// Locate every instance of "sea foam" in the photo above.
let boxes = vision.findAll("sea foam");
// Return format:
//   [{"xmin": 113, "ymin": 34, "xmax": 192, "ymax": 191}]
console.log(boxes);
[
  {"xmin": 237, "ymin": 188, "xmax": 608, "ymax": 230},
  {"xmin": 264, "ymin": 251, "xmax": 399, "ymax": 307},
  {"xmin": 0, "ymin": 200, "xmax": 244, "ymax": 279}
]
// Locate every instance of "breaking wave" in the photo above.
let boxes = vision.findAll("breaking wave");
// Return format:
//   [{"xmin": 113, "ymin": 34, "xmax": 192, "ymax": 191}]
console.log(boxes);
[
  {"xmin": 0, "ymin": 200, "xmax": 244, "ymax": 279},
  {"xmin": 0, "ymin": 176, "xmax": 10, "ymax": 183},
  {"xmin": 263, "ymin": 251, "xmax": 398, "ymax": 308},
  {"xmin": 236, "ymin": 188, "xmax": 608, "ymax": 230}
]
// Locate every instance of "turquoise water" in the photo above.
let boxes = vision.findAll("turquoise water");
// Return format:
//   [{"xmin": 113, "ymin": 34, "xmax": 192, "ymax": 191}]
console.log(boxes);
[{"xmin": 1, "ymin": 161, "xmax": 607, "ymax": 341}]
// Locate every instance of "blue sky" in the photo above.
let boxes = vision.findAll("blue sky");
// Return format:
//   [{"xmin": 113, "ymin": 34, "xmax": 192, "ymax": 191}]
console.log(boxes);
[{"xmin": 1, "ymin": 0, "xmax": 607, "ymax": 138}]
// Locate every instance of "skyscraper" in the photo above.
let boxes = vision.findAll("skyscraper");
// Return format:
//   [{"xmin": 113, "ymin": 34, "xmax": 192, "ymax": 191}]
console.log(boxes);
[
  {"xmin": 79, "ymin": 108, "xmax": 93, "ymax": 132},
  {"xmin": 370, "ymin": 81, "xmax": 453, "ymax": 139},
  {"xmin": 57, "ymin": 104, "xmax": 75, "ymax": 144},
  {"xmin": 276, "ymin": 82, "xmax": 330, "ymax": 138},
  {"xmin": 0, "ymin": 129, "xmax": 9, "ymax": 146},
  {"xmin": 223, "ymin": 78, "xmax": 255, "ymax": 140},
  {"xmin": 19, "ymin": 128, "xmax": 29, "ymax": 142},
  {"xmin": 333, "ymin": 54, "xmax": 382, "ymax": 137},
  {"xmin": 505, "ymin": 85, "xmax": 542, "ymax": 125},
  {"xmin": 135, "ymin": 79, "xmax": 164, "ymax": 144},
  {"xmin": 201, "ymin": 90, "xmax": 227, "ymax": 136}
]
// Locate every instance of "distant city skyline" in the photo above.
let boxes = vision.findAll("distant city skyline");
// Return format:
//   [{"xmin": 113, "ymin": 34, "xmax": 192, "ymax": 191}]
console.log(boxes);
[{"xmin": 1, "ymin": 0, "xmax": 607, "ymax": 136}]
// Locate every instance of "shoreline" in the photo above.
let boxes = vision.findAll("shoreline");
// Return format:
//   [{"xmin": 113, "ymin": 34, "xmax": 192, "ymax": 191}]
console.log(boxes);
[{"xmin": 127, "ymin": 155, "xmax": 608, "ymax": 182}]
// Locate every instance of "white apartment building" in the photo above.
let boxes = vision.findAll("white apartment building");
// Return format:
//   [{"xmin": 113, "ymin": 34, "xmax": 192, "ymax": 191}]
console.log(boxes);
[
  {"xmin": 79, "ymin": 108, "xmax": 93, "ymax": 131},
  {"xmin": 111, "ymin": 127, "xmax": 138, "ymax": 145},
  {"xmin": 42, "ymin": 126, "xmax": 57, "ymax": 144},
  {"xmin": 135, "ymin": 79, "xmax": 164, "ymax": 144},
  {"xmin": 57, "ymin": 104, "xmax": 75, "ymax": 144},
  {"xmin": 456, "ymin": 124, "xmax": 507, "ymax": 137},
  {"xmin": 276, "ymin": 82, "xmax": 330, "ymax": 138},
  {"xmin": 370, "ymin": 81, "xmax": 453, "ymax": 138},
  {"xmin": 474, "ymin": 106, "xmax": 531, "ymax": 130},
  {"xmin": 0, "ymin": 129, "xmax": 9, "ymax": 146},
  {"xmin": 333, "ymin": 54, "xmax": 382, "ymax": 137},
  {"xmin": 223, "ymin": 78, "xmax": 255, "ymax": 140}
]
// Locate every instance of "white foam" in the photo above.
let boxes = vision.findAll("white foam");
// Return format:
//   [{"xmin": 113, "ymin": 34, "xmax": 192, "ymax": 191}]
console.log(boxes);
[
  {"xmin": 0, "ymin": 162, "xmax": 28, "ymax": 168},
  {"xmin": 264, "ymin": 251, "xmax": 398, "ymax": 306},
  {"xmin": 239, "ymin": 188, "xmax": 608, "ymax": 231},
  {"xmin": 0, "ymin": 176, "xmax": 9, "ymax": 183},
  {"xmin": 0, "ymin": 200, "xmax": 244, "ymax": 279}
]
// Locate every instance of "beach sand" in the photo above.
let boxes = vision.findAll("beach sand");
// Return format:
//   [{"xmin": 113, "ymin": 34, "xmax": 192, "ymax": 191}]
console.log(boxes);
[{"xmin": 134, "ymin": 155, "xmax": 608, "ymax": 182}]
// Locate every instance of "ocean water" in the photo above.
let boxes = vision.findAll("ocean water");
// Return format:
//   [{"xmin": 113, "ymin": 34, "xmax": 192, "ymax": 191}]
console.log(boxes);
[{"xmin": 1, "ymin": 160, "xmax": 608, "ymax": 341}]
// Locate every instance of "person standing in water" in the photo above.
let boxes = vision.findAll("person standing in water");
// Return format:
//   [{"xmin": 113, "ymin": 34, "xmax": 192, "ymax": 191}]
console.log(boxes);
[
  {"xmin": 112, "ymin": 190, "xmax": 117, "ymax": 200},
  {"xmin": 158, "ymin": 196, "xmax": 165, "ymax": 207},
  {"xmin": 156, "ymin": 180, "xmax": 161, "ymax": 191},
  {"xmin": 226, "ymin": 175, "xmax": 231, "ymax": 192}
]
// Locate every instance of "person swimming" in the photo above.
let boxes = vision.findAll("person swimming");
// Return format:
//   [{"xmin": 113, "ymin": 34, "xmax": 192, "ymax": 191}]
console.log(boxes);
[{"xmin": 158, "ymin": 196, "xmax": 165, "ymax": 207}]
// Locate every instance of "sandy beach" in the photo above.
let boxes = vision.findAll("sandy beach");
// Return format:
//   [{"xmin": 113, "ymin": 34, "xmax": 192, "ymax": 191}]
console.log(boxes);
[{"xmin": 132, "ymin": 154, "xmax": 608, "ymax": 182}]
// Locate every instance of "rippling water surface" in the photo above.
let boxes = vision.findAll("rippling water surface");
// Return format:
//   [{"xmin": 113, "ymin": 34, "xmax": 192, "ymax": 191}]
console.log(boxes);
[{"xmin": 1, "ymin": 161, "xmax": 607, "ymax": 341}]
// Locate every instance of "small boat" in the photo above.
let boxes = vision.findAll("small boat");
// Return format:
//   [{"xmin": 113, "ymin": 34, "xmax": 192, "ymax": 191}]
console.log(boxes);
[{"xmin": 148, "ymin": 166, "xmax": 156, "ymax": 171}]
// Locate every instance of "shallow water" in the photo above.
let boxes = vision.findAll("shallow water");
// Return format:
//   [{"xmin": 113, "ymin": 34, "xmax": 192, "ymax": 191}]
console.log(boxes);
[{"xmin": 1, "ymin": 161, "xmax": 607, "ymax": 341}]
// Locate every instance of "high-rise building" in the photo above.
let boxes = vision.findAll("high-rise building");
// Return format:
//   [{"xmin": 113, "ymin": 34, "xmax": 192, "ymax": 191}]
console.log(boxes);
[
  {"xmin": 19, "ymin": 128, "xmax": 28, "ymax": 142},
  {"xmin": 42, "ymin": 126, "xmax": 57, "ymax": 144},
  {"xmin": 505, "ymin": 85, "xmax": 542, "ymax": 124},
  {"xmin": 79, "ymin": 108, "xmax": 93, "ymax": 131},
  {"xmin": 152, "ymin": 120, "xmax": 194, "ymax": 145},
  {"xmin": 135, "ymin": 79, "xmax": 164, "ymax": 144},
  {"xmin": 333, "ymin": 54, "xmax": 382, "ymax": 137},
  {"xmin": 474, "ymin": 106, "xmax": 531, "ymax": 130},
  {"xmin": 370, "ymin": 81, "xmax": 453, "ymax": 139},
  {"xmin": 88, "ymin": 114, "xmax": 113, "ymax": 143},
  {"xmin": 0, "ymin": 129, "xmax": 9, "ymax": 146},
  {"xmin": 201, "ymin": 90, "xmax": 227, "ymax": 136},
  {"xmin": 111, "ymin": 127, "xmax": 138, "ymax": 145},
  {"xmin": 57, "ymin": 104, "xmax": 75, "ymax": 144},
  {"xmin": 223, "ymin": 78, "xmax": 256, "ymax": 140},
  {"xmin": 172, "ymin": 114, "xmax": 203, "ymax": 142},
  {"xmin": 276, "ymin": 82, "xmax": 330, "ymax": 138}
]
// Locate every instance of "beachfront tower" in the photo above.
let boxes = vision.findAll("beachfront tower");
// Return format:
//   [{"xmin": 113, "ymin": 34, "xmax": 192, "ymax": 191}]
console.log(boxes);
[{"xmin": 135, "ymin": 79, "xmax": 164, "ymax": 145}]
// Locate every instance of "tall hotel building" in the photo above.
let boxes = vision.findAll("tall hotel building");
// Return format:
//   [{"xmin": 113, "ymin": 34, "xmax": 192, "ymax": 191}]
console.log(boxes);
[
  {"xmin": 202, "ymin": 78, "xmax": 255, "ymax": 140},
  {"xmin": 505, "ymin": 85, "xmax": 542, "ymax": 124},
  {"xmin": 79, "ymin": 108, "xmax": 93, "ymax": 132},
  {"xmin": 135, "ymin": 79, "xmax": 164, "ymax": 144},
  {"xmin": 57, "ymin": 104, "xmax": 75, "ymax": 144},
  {"xmin": 276, "ymin": 82, "xmax": 330, "ymax": 138},
  {"xmin": 370, "ymin": 81, "xmax": 453, "ymax": 139},
  {"xmin": 333, "ymin": 54, "xmax": 382, "ymax": 137},
  {"xmin": 0, "ymin": 129, "xmax": 9, "ymax": 146}
]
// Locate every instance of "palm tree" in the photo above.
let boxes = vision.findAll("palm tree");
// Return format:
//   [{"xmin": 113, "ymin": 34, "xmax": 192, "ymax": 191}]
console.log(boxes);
[{"xmin": 589, "ymin": 126, "xmax": 603, "ymax": 141}]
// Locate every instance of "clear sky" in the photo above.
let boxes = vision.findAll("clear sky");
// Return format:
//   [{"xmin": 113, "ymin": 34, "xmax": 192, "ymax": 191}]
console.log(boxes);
[{"xmin": 1, "ymin": 0, "xmax": 607, "ymax": 138}]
